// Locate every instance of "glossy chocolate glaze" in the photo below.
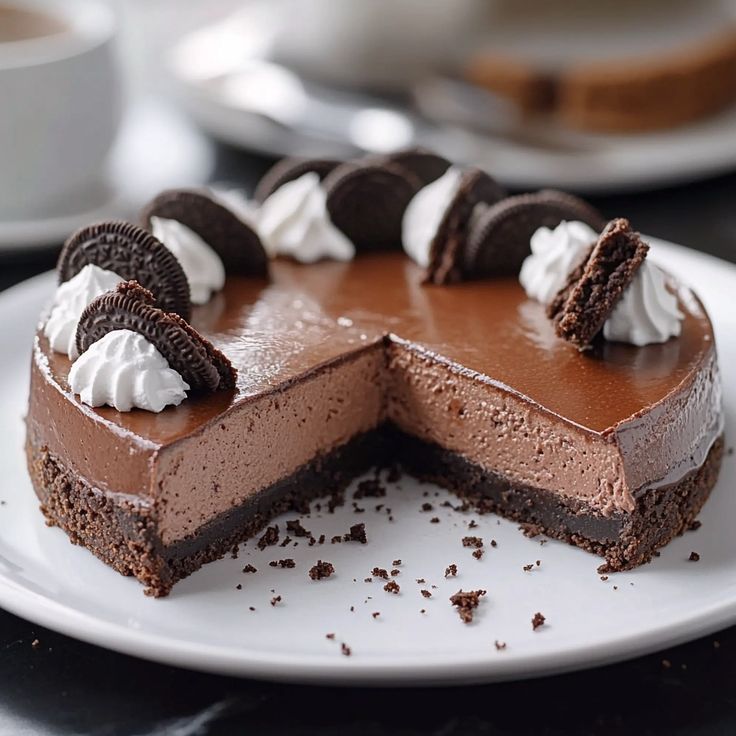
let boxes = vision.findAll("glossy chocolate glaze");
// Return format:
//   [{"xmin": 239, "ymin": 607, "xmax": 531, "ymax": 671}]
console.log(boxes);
[{"xmin": 37, "ymin": 252, "xmax": 715, "ymax": 444}]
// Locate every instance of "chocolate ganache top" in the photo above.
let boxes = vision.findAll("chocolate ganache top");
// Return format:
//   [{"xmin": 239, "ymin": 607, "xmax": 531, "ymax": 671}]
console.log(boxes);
[{"xmin": 37, "ymin": 251, "xmax": 715, "ymax": 446}]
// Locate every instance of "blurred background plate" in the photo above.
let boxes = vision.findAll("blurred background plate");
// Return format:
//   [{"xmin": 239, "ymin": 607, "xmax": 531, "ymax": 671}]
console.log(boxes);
[{"xmin": 166, "ymin": 0, "xmax": 736, "ymax": 194}]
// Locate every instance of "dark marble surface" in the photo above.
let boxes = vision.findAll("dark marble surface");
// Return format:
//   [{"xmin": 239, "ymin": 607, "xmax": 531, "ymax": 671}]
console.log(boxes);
[{"xmin": 1, "ymin": 144, "xmax": 735, "ymax": 735}]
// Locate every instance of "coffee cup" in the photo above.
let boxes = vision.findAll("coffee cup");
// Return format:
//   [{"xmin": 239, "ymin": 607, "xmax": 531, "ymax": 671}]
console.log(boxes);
[{"xmin": 0, "ymin": 0, "xmax": 120, "ymax": 221}]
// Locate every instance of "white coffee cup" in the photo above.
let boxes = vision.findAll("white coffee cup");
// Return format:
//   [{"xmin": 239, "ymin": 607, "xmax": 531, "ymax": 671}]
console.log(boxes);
[{"xmin": 0, "ymin": 0, "xmax": 120, "ymax": 221}]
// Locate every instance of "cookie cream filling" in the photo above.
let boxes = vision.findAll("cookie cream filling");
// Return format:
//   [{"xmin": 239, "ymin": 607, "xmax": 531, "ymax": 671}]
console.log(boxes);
[
  {"xmin": 44, "ymin": 264, "xmax": 123, "ymax": 360},
  {"xmin": 69, "ymin": 329, "xmax": 189, "ymax": 412},
  {"xmin": 603, "ymin": 261, "xmax": 684, "ymax": 346},
  {"xmin": 402, "ymin": 166, "xmax": 464, "ymax": 268},
  {"xmin": 150, "ymin": 217, "xmax": 226, "ymax": 305},
  {"xmin": 520, "ymin": 221, "xmax": 598, "ymax": 305},
  {"xmin": 257, "ymin": 173, "xmax": 355, "ymax": 263}
]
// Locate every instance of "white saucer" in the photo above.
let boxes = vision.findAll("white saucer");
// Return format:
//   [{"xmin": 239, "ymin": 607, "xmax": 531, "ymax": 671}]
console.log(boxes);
[
  {"xmin": 0, "ymin": 99, "xmax": 214, "ymax": 252},
  {"xmin": 0, "ymin": 240, "xmax": 735, "ymax": 685}
]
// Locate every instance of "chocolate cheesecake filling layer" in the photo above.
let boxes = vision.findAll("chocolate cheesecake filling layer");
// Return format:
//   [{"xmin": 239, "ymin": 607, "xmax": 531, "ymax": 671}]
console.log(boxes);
[{"xmin": 26, "ymin": 253, "xmax": 723, "ymax": 593}]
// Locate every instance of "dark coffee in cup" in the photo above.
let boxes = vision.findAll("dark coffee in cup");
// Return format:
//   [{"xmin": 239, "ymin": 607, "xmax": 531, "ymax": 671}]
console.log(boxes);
[{"xmin": 0, "ymin": 5, "xmax": 68, "ymax": 43}]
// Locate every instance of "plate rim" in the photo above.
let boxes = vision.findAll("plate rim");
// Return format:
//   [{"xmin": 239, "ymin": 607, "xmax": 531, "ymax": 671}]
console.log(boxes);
[{"xmin": 1, "ymin": 241, "xmax": 735, "ymax": 685}]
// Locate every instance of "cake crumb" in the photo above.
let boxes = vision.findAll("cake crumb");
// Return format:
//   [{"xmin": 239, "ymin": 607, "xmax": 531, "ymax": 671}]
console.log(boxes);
[
  {"xmin": 249, "ymin": 606, "xmax": 256, "ymax": 611},
  {"xmin": 490, "ymin": 540, "xmax": 497, "ymax": 548},
  {"xmin": 341, "ymin": 643, "xmax": 352, "ymax": 657},
  {"xmin": 392, "ymin": 559, "xmax": 402, "ymax": 566},
  {"xmin": 372, "ymin": 567, "xmax": 389, "ymax": 580},
  {"xmin": 462, "ymin": 536, "xmax": 483, "ymax": 548},
  {"xmin": 286, "ymin": 519, "xmax": 311, "ymax": 537},
  {"xmin": 270, "ymin": 595, "xmax": 282, "ymax": 606},
  {"xmin": 390, "ymin": 568, "xmax": 400, "ymax": 576},
  {"xmin": 331, "ymin": 535, "xmax": 342, "ymax": 544},
  {"xmin": 661, "ymin": 658, "xmax": 672, "ymax": 669},
  {"xmin": 688, "ymin": 520, "xmax": 702, "ymax": 532},
  {"xmin": 421, "ymin": 502, "xmax": 433, "ymax": 512},
  {"xmin": 445, "ymin": 564, "xmax": 458, "ymax": 578},
  {"xmin": 449, "ymin": 589, "xmax": 486, "ymax": 624},
  {"xmin": 325, "ymin": 633, "xmax": 335, "ymax": 640},
  {"xmin": 523, "ymin": 564, "xmax": 534, "ymax": 572},
  {"xmin": 531, "ymin": 612, "xmax": 546, "ymax": 630},
  {"xmin": 364, "ymin": 577, "xmax": 373, "ymax": 583},
  {"xmin": 384, "ymin": 580, "xmax": 400, "ymax": 594},
  {"xmin": 472, "ymin": 549, "xmax": 484, "ymax": 560},
  {"xmin": 420, "ymin": 608, "xmax": 426, "ymax": 614},
  {"xmin": 327, "ymin": 491, "xmax": 345, "ymax": 513},
  {"xmin": 600, "ymin": 575, "xmax": 609, "ymax": 581},
  {"xmin": 279, "ymin": 535, "xmax": 292, "ymax": 548},
  {"xmin": 344, "ymin": 523, "xmax": 367, "ymax": 544},
  {"xmin": 689, "ymin": 551, "xmax": 701, "ymax": 562},
  {"xmin": 242, "ymin": 564, "xmax": 257, "ymax": 574},
  {"xmin": 430, "ymin": 517, "xmax": 440, "ymax": 524},
  {"xmin": 309, "ymin": 560, "xmax": 335, "ymax": 580},
  {"xmin": 371, "ymin": 612, "xmax": 380, "ymax": 619},
  {"xmin": 416, "ymin": 578, "xmax": 426, "ymax": 584},
  {"xmin": 467, "ymin": 519, "xmax": 478, "ymax": 529},
  {"xmin": 236, "ymin": 584, "xmax": 242, "ymax": 590},
  {"xmin": 269, "ymin": 558, "xmax": 296, "ymax": 569},
  {"xmin": 31, "ymin": 639, "xmax": 41, "ymax": 650},
  {"xmin": 257, "ymin": 525, "xmax": 279, "ymax": 550},
  {"xmin": 421, "ymin": 589, "xmax": 432, "ymax": 598},
  {"xmin": 494, "ymin": 640, "xmax": 507, "ymax": 651}
]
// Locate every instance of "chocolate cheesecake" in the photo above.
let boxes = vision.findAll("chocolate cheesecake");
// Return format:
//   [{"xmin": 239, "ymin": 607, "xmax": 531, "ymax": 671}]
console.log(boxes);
[{"xmin": 25, "ymin": 155, "xmax": 724, "ymax": 596}]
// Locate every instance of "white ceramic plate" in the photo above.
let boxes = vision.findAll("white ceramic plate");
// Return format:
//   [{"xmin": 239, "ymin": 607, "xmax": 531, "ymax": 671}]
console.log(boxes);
[{"xmin": 0, "ymin": 240, "xmax": 735, "ymax": 685}]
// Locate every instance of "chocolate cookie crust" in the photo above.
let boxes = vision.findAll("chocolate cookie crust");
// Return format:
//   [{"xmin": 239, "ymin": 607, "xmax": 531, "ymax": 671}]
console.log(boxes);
[{"xmin": 551, "ymin": 218, "xmax": 649, "ymax": 348}]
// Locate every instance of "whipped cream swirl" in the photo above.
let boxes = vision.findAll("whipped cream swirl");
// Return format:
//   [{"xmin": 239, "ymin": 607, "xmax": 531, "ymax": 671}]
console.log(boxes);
[
  {"xmin": 402, "ymin": 166, "xmax": 463, "ymax": 268},
  {"xmin": 603, "ymin": 261, "xmax": 684, "ymax": 346},
  {"xmin": 258, "ymin": 173, "xmax": 355, "ymax": 263},
  {"xmin": 69, "ymin": 329, "xmax": 190, "ymax": 412},
  {"xmin": 151, "ymin": 217, "xmax": 226, "ymax": 305},
  {"xmin": 44, "ymin": 264, "xmax": 123, "ymax": 360},
  {"xmin": 519, "ymin": 220, "xmax": 598, "ymax": 305}
]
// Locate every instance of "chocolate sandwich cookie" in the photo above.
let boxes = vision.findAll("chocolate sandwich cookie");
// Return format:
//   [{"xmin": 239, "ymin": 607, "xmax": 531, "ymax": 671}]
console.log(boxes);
[
  {"xmin": 463, "ymin": 190, "xmax": 605, "ymax": 279},
  {"xmin": 369, "ymin": 147, "xmax": 452, "ymax": 187},
  {"xmin": 58, "ymin": 221, "xmax": 191, "ymax": 321},
  {"xmin": 141, "ymin": 189, "xmax": 268, "ymax": 278},
  {"xmin": 76, "ymin": 281, "xmax": 236, "ymax": 392},
  {"xmin": 324, "ymin": 162, "xmax": 422, "ymax": 252},
  {"xmin": 425, "ymin": 168, "xmax": 506, "ymax": 284},
  {"xmin": 254, "ymin": 157, "xmax": 341, "ymax": 203},
  {"xmin": 550, "ymin": 218, "xmax": 649, "ymax": 348}
]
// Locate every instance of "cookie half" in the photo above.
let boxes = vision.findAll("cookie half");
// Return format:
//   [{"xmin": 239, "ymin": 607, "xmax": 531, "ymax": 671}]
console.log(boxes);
[
  {"xmin": 464, "ymin": 190, "xmax": 605, "ymax": 278},
  {"xmin": 426, "ymin": 168, "xmax": 506, "ymax": 284},
  {"xmin": 254, "ymin": 157, "xmax": 341, "ymax": 203},
  {"xmin": 76, "ymin": 281, "xmax": 236, "ymax": 391},
  {"xmin": 141, "ymin": 189, "xmax": 268, "ymax": 278},
  {"xmin": 549, "ymin": 218, "xmax": 649, "ymax": 348},
  {"xmin": 370, "ymin": 147, "xmax": 451, "ymax": 187},
  {"xmin": 58, "ymin": 221, "xmax": 191, "ymax": 321},
  {"xmin": 323, "ymin": 162, "xmax": 422, "ymax": 252}
]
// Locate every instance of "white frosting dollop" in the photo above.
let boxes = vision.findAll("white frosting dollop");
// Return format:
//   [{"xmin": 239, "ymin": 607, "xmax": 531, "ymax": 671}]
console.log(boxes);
[
  {"xmin": 151, "ymin": 216, "xmax": 226, "ymax": 305},
  {"xmin": 69, "ymin": 329, "xmax": 190, "ymax": 413},
  {"xmin": 44, "ymin": 264, "xmax": 123, "ymax": 360},
  {"xmin": 519, "ymin": 220, "xmax": 599, "ymax": 305},
  {"xmin": 402, "ymin": 166, "xmax": 464, "ymax": 268},
  {"xmin": 603, "ymin": 261, "xmax": 684, "ymax": 346},
  {"xmin": 257, "ymin": 172, "xmax": 355, "ymax": 263}
]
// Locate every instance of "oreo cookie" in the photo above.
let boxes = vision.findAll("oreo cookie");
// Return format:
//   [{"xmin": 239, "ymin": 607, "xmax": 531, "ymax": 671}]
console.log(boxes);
[
  {"xmin": 550, "ymin": 218, "xmax": 649, "ymax": 348},
  {"xmin": 370, "ymin": 147, "xmax": 451, "ymax": 187},
  {"xmin": 463, "ymin": 190, "xmax": 606, "ymax": 279},
  {"xmin": 141, "ymin": 189, "xmax": 268, "ymax": 278},
  {"xmin": 323, "ymin": 162, "xmax": 422, "ymax": 252},
  {"xmin": 58, "ymin": 221, "xmax": 191, "ymax": 321},
  {"xmin": 254, "ymin": 157, "xmax": 341, "ymax": 203},
  {"xmin": 76, "ymin": 281, "xmax": 236, "ymax": 391},
  {"xmin": 425, "ymin": 168, "xmax": 506, "ymax": 284}
]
